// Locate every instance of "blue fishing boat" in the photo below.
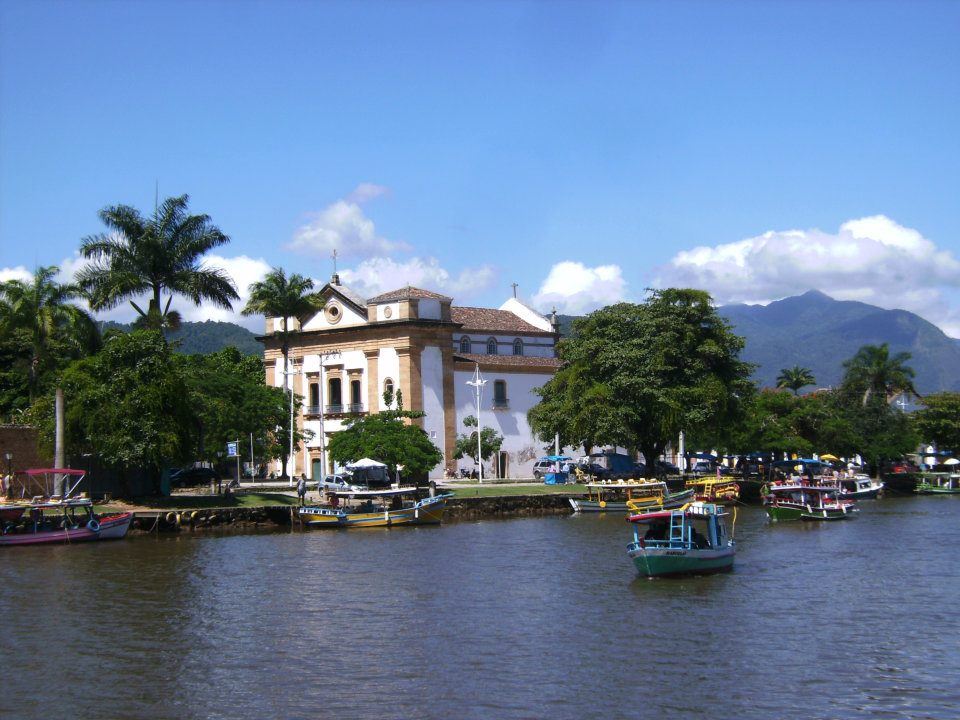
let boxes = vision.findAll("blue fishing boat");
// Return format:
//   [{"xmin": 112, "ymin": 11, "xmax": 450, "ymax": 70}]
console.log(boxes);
[{"xmin": 626, "ymin": 502, "xmax": 735, "ymax": 578}]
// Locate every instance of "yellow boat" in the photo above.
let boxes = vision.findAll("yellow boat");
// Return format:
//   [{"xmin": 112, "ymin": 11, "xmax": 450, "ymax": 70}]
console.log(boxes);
[
  {"xmin": 299, "ymin": 487, "xmax": 449, "ymax": 528},
  {"xmin": 685, "ymin": 476, "xmax": 741, "ymax": 505}
]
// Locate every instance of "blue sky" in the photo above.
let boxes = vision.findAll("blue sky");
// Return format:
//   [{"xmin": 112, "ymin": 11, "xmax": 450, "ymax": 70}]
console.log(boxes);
[{"xmin": 2, "ymin": 1, "xmax": 959, "ymax": 333}]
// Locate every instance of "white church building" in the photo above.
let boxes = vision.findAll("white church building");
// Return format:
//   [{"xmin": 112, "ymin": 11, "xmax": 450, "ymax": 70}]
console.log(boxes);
[{"xmin": 260, "ymin": 275, "xmax": 562, "ymax": 480}]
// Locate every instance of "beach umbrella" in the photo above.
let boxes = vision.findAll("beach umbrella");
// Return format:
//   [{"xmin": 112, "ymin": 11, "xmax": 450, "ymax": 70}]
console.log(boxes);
[
  {"xmin": 944, "ymin": 458, "xmax": 960, "ymax": 466},
  {"xmin": 820, "ymin": 454, "xmax": 839, "ymax": 462}
]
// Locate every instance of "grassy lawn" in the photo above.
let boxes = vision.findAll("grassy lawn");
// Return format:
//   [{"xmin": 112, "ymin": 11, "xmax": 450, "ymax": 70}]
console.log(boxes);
[
  {"xmin": 99, "ymin": 492, "xmax": 298, "ymax": 512},
  {"xmin": 447, "ymin": 484, "xmax": 586, "ymax": 498}
]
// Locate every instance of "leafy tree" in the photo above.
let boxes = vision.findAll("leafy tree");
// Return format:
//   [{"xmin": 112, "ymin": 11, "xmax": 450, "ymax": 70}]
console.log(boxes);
[
  {"xmin": 776, "ymin": 366, "xmax": 816, "ymax": 396},
  {"xmin": 328, "ymin": 413, "xmax": 443, "ymax": 479},
  {"xmin": 531, "ymin": 289, "xmax": 753, "ymax": 477},
  {"xmin": 0, "ymin": 266, "xmax": 100, "ymax": 407},
  {"xmin": 241, "ymin": 267, "xmax": 324, "ymax": 476},
  {"xmin": 453, "ymin": 415, "xmax": 504, "ymax": 465},
  {"xmin": 29, "ymin": 330, "xmax": 193, "ymax": 493},
  {"xmin": 528, "ymin": 364, "xmax": 612, "ymax": 454},
  {"xmin": 78, "ymin": 194, "xmax": 239, "ymax": 331},
  {"xmin": 178, "ymin": 347, "xmax": 297, "ymax": 469},
  {"xmin": 842, "ymin": 343, "xmax": 917, "ymax": 406},
  {"xmin": 913, "ymin": 392, "xmax": 960, "ymax": 452}
]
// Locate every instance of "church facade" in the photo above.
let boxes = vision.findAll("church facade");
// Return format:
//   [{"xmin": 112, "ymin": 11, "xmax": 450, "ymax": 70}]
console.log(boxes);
[{"xmin": 260, "ymin": 276, "xmax": 562, "ymax": 480}]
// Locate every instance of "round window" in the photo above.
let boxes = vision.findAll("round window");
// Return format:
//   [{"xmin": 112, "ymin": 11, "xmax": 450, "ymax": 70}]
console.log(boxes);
[
  {"xmin": 383, "ymin": 306, "xmax": 393, "ymax": 318},
  {"xmin": 324, "ymin": 303, "xmax": 343, "ymax": 324}
]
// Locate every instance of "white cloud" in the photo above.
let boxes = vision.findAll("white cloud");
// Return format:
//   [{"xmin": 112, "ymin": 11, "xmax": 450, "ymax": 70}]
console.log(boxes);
[
  {"xmin": 339, "ymin": 256, "xmax": 497, "ymax": 301},
  {"xmin": 0, "ymin": 266, "xmax": 32, "ymax": 283},
  {"xmin": 288, "ymin": 184, "xmax": 409, "ymax": 259},
  {"xmin": 532, "ymin": 261, "xmax": 629, "ymax": 315},
  {"xmin": 654, "ymin": 215, "xmax": 960, "ymax": 336}
]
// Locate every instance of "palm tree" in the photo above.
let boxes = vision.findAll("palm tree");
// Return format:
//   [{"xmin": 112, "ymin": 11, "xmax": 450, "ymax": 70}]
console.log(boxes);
[
  {"xmin": 242, "ymin": 268, "xmax": 325, "ymax": 477},
  {"xmin": 842, "ymin": 343, "xmax": 917, "ymax": 406},
  {"xmin": 0, "ymin": 266, "xmax": 100, "ymax": 401},
  {"xmin": 776, "ymin": 366, "xmax": 816, "ymax": 396},
  {"xmin": 77, "ymin": 194, "xmax": 239, "ymax": 331}
]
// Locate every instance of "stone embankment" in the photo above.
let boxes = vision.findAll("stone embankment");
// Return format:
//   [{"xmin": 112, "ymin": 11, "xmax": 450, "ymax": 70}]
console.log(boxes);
[{"xmin": 444, "ymin": 494, "xmax": 575, "ymax": 520}]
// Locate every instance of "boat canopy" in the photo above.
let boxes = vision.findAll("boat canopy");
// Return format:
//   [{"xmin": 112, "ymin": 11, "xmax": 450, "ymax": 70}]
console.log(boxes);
[
  {"xmin": 23, "ymin": 468, "xmax": 86, "ymax": 476},
  {"xmin": 346, "ymin": 458, "xmax": 387, "ymax": 469}
]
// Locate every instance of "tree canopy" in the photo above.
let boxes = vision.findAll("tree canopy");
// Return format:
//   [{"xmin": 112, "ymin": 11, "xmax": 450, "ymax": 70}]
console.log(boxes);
[
  {"xmin": 913, "ymin": 392, "xmax": 960, "ymax": 452},
  {"xmin": 453, "ymin": 415, "xmax": 504, "ymax": 465},
  {"xmin": 842, "ymin": 343, "xmax": 917, "ymax": 406},
  {"xmin": 328, "ymin": 413, "xmax": 443, "ymax": 479},
  {"xmin": 530, "ymin": 288, "xmax": 754, "ymax": 476},
  {"xmin": 776, "ymin": 366, "xmax": 816, "ymax": 396}
]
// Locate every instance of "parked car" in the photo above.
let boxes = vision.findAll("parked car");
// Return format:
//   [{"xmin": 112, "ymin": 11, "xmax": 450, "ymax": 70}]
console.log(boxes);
[
  {"xmin": 532, "ymin": 456, "xmax": 572, "ymax": 479},
  {"xmin": 654, "ymin": 460, "xmax": 680, "ymax": 475},
  {"xmin": 170, "ymin": 466, "xmax": 220, "ymax": 487}
]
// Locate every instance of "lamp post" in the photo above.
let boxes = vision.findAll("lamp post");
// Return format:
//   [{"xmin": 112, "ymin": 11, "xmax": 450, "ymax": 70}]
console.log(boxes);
[
  {"xmin": 283, "ymin": 358, "xmax": 301, "ymax": 485},
  {"xmin": 466, "ymin": 364, "xmax": 487, "ymax": 483},
  {"xmin": 4, "ymin": 452, "xmax": 11, "ymax": 476},
  {"xmin": 316, "ymin": 350, "xmax": 341, "ymax": 486}
]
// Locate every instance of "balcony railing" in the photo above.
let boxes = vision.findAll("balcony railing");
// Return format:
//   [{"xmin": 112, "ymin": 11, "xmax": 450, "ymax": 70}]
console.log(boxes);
[
  {"xmin": 492, "ymin": 398, "xmax": 510, "ymax": 409},
  {"xmin": 322, "ymin": 403, "xmax": 365, "ymax": 415},
  {"xmin": 305, "ymin": 405, "xmax": 322, "ymax": 416}
]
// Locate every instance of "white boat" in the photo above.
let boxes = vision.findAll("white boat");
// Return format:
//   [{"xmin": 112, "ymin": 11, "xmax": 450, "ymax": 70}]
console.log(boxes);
[{"xmin": 837, "ymin": 474, "xmax": 883, "ymax": 499}]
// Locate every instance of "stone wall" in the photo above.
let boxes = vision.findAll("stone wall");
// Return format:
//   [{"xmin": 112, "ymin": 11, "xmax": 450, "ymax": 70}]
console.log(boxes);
[{"xmin": 0, "ymin": 425, "xmax": 50, "ymax": 474}]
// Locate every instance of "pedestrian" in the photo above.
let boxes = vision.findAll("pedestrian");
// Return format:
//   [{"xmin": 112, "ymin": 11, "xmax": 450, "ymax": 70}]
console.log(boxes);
[{"xmin": 297, "ymin": 474, "xmax": 307, "ymax": 505}]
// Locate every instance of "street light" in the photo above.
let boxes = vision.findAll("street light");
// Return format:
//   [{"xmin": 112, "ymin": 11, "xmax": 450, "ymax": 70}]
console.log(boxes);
[
  {"xmin": 466, "ymin": 364, "xmax": 487, "ymax": 483},
  {"xmin": 4, "ymin": 452, "xmax": 11, "ymax": 476}
]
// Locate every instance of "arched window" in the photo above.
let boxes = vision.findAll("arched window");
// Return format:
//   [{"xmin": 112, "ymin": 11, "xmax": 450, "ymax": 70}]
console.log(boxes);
[
  {"xmin": 459, "ymin": 336, "xmax": 471, "ymax": 353},
  {"xmin": 487, "ymin": 337, "xmax": 497, "ymax": 355},
  {"xmin": 383, "ymin": 378, "xmax": 395, "ymax": 406},
  {"xmin": 513, "ymin": 338, "xmax": 523, "ymax": 356},
  {"xmin": 493, "ymin": 380, "xmax": 508, "ymax": 408}
]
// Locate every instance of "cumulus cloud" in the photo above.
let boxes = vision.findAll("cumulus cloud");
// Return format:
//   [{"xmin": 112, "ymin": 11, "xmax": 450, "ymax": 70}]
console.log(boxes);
[
  {"xmin": 532, "ymin": 261, "xmax": 629, "ymax": 314},
  {"xmin": 339, "ymin": 256, "xmax": 497, "ymax": 301},
  {"xmin": 655, "ymin": 215, "xmax": 960, "ymax": 337},
  {"xmin": 288, "ymin": 184, "xmax": 409, "ymax": 259},
  {"xmin": 0, "ymin": 266, "xmax": 33, "ymax": 283}
]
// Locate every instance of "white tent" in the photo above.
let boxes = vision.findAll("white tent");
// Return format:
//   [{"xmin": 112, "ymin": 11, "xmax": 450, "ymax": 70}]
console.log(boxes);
[{"xmin": 346, "ymin": 458, "xmax": 387, "ymax": 469}]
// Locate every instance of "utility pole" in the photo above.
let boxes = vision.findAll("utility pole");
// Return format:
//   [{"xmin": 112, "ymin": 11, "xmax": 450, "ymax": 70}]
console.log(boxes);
[{"xmin": 466, "ymin": 364, "xmax": 487, "ymax": 483}]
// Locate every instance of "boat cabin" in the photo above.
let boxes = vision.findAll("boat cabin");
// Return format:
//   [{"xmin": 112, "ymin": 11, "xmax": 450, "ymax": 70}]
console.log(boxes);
[{"xmin": 629, "ymin": 503, "xmax": 730, "ymax": 552}]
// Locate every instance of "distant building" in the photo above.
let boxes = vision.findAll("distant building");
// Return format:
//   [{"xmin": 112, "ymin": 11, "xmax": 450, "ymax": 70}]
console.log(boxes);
[{"xmin": 259, "ymin": 276, "xmax": 562, "ymax": 479}]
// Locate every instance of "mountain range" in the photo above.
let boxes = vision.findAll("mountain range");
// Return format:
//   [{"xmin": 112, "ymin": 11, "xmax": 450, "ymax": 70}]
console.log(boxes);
[
  {"xmin": 114, "ymin": 292, "xmax": 960, "ymax": 394},
  {"xmin": 560, "ymin": 290, "xmax": 960, "ymax": 393}
]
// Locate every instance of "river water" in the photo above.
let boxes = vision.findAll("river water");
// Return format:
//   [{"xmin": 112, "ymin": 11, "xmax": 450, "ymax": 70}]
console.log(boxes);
[{"xmin": 2, "ymin": 497, "xmax": 959, "ymax": 719}]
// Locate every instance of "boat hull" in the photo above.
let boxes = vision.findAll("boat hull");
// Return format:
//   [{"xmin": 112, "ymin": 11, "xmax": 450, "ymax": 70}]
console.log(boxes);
[
  {"xmin": 300, "ymin": 497, "xmax": 447, "ymax": 528},
  {"xmin": 766, "ymin": 504, "xmax": 855, "ymax": 522},
  {"xmin": 627, "ymin": 544, "xmax": 735, "ymax": 578},
  {"xmin": 569, "ymin": 489, "xmax": 694, "ymax": 513},
  {"xmin": 97, "ymin": 513, "xmax": 134, "ymax": 539},
  {"xmin": 881, "ymin": 473, "xmax": 919, "ymax": 496}
]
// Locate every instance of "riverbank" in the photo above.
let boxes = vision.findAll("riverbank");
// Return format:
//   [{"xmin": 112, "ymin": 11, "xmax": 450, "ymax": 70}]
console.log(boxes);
[{"xmin": 103, "ymin": 483, "xmax": 590, "ymax": 532}]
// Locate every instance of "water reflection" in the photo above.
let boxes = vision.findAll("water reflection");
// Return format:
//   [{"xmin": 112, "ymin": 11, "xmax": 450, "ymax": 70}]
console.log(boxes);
[{"xmin": 1, "ymin": 500, "xmax": 958, "ymax": 718}]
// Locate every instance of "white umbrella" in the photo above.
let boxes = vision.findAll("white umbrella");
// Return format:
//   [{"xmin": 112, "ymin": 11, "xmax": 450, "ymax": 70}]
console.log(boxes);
[
  {"xmin": 944, "ymin": 458, "xmax": 960, "ymax": 466},
  {"xmin": 347, "ymin": 458, "xmax": 387, "ymax": 469}
]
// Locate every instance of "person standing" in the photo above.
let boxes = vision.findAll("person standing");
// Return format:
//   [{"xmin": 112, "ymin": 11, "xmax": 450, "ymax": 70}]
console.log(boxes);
[{"xmin": 297, "ymin": 474, "xmax": 307, "ymax": 506}]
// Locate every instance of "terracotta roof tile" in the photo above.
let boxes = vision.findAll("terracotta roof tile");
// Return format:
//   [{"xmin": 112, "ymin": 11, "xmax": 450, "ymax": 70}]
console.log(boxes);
[
  {"xmin": 451, "ymin": 306, "xmax": 549, "ymax": 334},
  {"xmin": 367, "ymin": 286, "xmax": 453, "ymax": 303},
  {"xmin": 454, "ymin": 352, "xmax": 563, "ymax": 369}
]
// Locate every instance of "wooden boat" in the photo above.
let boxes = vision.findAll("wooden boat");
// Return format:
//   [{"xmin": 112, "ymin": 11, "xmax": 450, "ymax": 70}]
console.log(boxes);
[
  {"xmin": 626, "ymin": 502, "xmax": 735, "ymax": 578},
  {"xmin": 568, "ymin": 480, "xmax": 693, "ymax": 513},
  {"xmin": 299, "ymin": 487, "xmax": 449, "ymax": 528},
  {"xmin": 685, "ymin": 476, "xmax": 740, "ymax": 504},
  {"xmin": 763, "ymin": 482, "xmax": 857, "ymax": 521},
  {"xmin": 0, "ymin": 469, "xmax": 132, "ymax": 546},
  {"xmin": 916, "ymin": 474, "xmax": 960, "ymax": 494}
]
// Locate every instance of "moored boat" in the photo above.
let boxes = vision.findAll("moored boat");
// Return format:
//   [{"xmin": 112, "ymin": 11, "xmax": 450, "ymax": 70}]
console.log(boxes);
[
  {"xmin": 837, "ymin": 474, "xmax": 883, "ymax": 500},
  {"xmin": 626, "ymin": 502, "xmax": 735, "ymax": 578},
  {"xmin": 915, "ymin": 474, "xmax": 960, "ymax": 495},
  {"xmin": 299, "ymin": 487, "xmax": 449, "ymax": 528},
  {"xmin": 685, "ymin": 476, "xmax": 740, "ymax": 505},
  {"xmin": 0, "ymin": 469, "xmax": 132, "ymax": 546},
  {"xmin": 763, "ymin": 483, "xmax": 857, "ymax": 521},
  {"xmin": 568, "ymin": 480, "xmax": 693, "ymax": 513}
]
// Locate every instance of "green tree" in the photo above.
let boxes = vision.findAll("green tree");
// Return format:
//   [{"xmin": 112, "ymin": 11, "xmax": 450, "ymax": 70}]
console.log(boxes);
[
  {"xmin": 776, "ymin": 366, "xmax": 816, "ymax": 396},
  {"xmin": 30, "ymin": 330, "xmax": 193, "ymax": 493},
  {"xmin": 0, "ymin": 266, "xmax": 100, "ymax": 405},
  {"xmin": 528, "ymin": 364, "xmax": 612, "ymax": 455},
  {"xmin": 914, "ymin": 392, "xmax": 960, "ymax": 452},
  {"xmin": 532, "ymin": 289, "xmax": 753, "ymax": 477},
  {"xmin": 241, "ymin": 267, "xmax": 325, "ymax": 476},
  {"xmin": 842, "ymin": 343, "xmax": 917, "ymax": 406},
  {"xmin": 328, "ymin": 413, "xmax": 443, "ymax": 479},
  {"xmin": 78, "ymin": 194, "xmax": 239, "ymax": 331},
  {"xmin": 453, "ymin": 415, "xmax": 504, "ymax": 466},
  {"xmin": 178, "ymin": 347, "xmax": 297, "ymax": 469}
]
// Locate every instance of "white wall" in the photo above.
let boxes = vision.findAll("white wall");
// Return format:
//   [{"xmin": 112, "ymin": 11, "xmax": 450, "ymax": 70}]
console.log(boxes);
[
  {"xmin": 498, "ymin": 297, "xmax": 553, "ymax": 331},
  {"xmin": 418, "ymin": 298, "xmax": 441, "ymax": 320},
  {"xmin": 454, "ymin": 333, "xmax": 555, "ymax": 357},
  {"xmin": 453, "ymin": 370, "xmax": 556, "ymax": 478},
  {"xmin": 420, "ymin": 346, "xmax": 446, "ymax": 478},
  {"xmin": 375, "ymin": 302, "xmax": 401, "ymax": 321},
  {"xmin": 377, "ymin": 347, "xmax": 400, "ymax": 409},
  {"xmin": 301, "ymin": 302, "xmax": 367, "ymax": 331}
]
